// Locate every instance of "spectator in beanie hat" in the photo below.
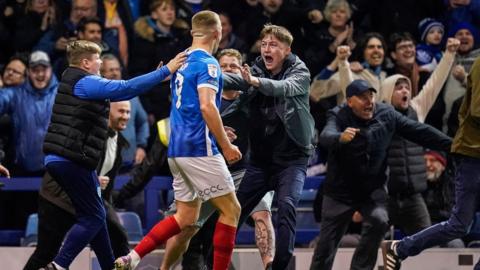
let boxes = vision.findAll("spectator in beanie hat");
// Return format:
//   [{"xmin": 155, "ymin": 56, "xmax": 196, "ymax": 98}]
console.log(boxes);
[{"xmin": 416, "ymin": 18, "xmax": 445, "ymax": 73}]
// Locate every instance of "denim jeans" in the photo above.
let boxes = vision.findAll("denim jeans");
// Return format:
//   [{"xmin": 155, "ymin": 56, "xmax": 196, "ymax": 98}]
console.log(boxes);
[
  {"xmin": 236, "ymin": 162, "xmax": 306, "ymax": 270},
  {"xmin": 397, "ymin": 155, "xmax": 480, "ymax": 269}
]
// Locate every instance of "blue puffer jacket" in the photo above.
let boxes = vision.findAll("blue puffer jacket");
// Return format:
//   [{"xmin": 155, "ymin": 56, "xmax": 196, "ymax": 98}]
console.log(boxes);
[{"xmin": 0, "ymin": 75, "xmax": 58, "ymax": 172}]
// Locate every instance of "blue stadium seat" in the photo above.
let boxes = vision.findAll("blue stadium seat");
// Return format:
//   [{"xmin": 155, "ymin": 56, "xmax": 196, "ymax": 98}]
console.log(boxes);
[
  {"xmin": 0, "ymin": 230, "xmax": 23, "ymax": 246},
  {"xmin": 117, "ymin": 211, "xmax": 143, "ymax": 245},
  {"xmin": 21, "ymin": 213, "xmax": 38, "ymax": 246}
]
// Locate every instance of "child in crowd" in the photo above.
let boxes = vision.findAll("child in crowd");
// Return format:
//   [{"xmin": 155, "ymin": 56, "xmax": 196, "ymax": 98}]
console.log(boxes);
[{"xmin": 416, "ymin": 18, "xmax": 445, "ymax": 73}]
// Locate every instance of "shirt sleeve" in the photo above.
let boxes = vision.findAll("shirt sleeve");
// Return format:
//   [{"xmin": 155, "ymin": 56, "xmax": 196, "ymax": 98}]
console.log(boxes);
[
  {"xmin": 0, "ymin": 88, "xmax": 15, "ymax": 115},
  {"xmin": 196, "ymin": 62, "xmax": 220, "ymax": 93},
  {"xmin": 73, "ymin": 66, "xmax": 171, "ymax": 101}
]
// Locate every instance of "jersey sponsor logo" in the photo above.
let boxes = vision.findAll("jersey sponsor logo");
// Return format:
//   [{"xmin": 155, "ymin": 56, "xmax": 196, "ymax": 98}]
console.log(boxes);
[
  {"xmin": 198, "ymin": 184, "xmax": 224, "ymax": 198},
  {"xmin": 207, "ymin": 64, "xmax": 218, "ymax": 78}
]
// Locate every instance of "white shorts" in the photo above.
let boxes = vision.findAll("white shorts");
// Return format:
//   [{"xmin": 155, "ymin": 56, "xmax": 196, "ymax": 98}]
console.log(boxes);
[
  {"xmin": 168, "ymin": 154, "xmax": 235, "ymax": 202},
  {"xmin": 166, "ymin": 168, "xmax": 273, "ymax": 227}
]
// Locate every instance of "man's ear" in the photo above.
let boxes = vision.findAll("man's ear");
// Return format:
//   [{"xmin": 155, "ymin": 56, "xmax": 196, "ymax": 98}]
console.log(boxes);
[
  {"xmin": 346, "ymin": 97, "xmax": 353, "ymax": 108},
  {"xmin": 81, "ymin": 58, "xmax": 90, "ymax": 69},
  {"xmin": 390, "ymin": 51, "xmax": 397, "ymax": 61}
]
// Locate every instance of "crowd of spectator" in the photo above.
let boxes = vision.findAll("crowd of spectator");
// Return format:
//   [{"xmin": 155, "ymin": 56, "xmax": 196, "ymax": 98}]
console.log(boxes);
[{"xmin": 0, "ymin": 0, "xmax": 479, "ymax": 254}]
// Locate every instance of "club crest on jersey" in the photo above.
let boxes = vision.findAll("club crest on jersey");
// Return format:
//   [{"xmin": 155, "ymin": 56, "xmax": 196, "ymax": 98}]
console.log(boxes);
[
  {"xmin": 208, "ymin": 64, "xmax": 218, "ymax": 78},
  {"xmin": 179, "ymin": 63, "xmax": 188, "ymax": 71}
]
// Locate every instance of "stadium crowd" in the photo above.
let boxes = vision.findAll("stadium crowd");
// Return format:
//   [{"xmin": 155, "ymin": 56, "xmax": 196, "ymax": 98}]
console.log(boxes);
[{"xmin": 0, "ymin": 0, "xmax": 479, "ymax": 269}]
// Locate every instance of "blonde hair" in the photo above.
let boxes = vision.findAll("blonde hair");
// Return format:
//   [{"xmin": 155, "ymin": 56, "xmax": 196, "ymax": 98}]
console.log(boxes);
[
  {"xmin": 323, "ymin": 0, "xmax": 352, "ymax": 23},
  {"xmin": 191, "ymin": 10, "xmax": 220, "ymax": 37},
  {"xmin": 217, "ymin": 48, "xmax": 243, "ymax": 63},
  {"xmin": 259, "ymin": 24, "xmax": 293, "ymax": 46},
  {"xmin": 66, "ymin": 40, "xmax": 102, "ymax": 66}
]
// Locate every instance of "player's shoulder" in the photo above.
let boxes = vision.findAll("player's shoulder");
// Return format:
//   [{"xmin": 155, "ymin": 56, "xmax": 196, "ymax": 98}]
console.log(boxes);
[{"xmin": 188, "ymin": 49, "xmax": 218, "ymax": 65}]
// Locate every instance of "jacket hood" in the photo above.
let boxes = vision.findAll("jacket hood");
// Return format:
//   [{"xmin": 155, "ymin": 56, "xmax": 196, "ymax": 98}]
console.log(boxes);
[
  {"xmin": 25, "ymin": 74, "xmax": 59, "ymax": 97},
  {"xmin": 134, "ymin": 16, "xmax": 156, "ymax": 42},
  {"xmin": 381, "ymin": 74, "xmax": 411, "ymax": 104}
]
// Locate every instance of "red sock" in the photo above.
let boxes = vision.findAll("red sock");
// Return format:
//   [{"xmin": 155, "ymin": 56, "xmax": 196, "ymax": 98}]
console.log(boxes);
[
  {"xmin": 134, "ymin": 216, "xmax": 181, "ymax": 258},
  {"xmin": 213, "ymin": 222, "xmax": 237, "ymax": 270}
]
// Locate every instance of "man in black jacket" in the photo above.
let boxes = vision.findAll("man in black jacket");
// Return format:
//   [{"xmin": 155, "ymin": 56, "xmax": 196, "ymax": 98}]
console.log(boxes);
[
  {"xmin": 24, "ymin": 101, "xmax": 131, "ymax": 270},
  {"xmin": 309, "ymin": 79, "xmax": 451, "ymax": 270}
]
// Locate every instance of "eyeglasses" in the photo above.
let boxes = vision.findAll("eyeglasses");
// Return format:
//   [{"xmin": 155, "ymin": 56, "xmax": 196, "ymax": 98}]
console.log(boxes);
[
  {"xmin": 4, "ymin": 67, "xmax": 25, "ymax": 76},
  {"xmin": 396, "ymin": 43, "xmax": 415, "ymax": 52}
]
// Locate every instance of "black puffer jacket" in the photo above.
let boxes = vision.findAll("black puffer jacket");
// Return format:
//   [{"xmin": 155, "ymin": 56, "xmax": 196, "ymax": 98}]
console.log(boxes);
[{"xmin": 387, "ymin": 107, "xmax": 427, "ymax": 196}]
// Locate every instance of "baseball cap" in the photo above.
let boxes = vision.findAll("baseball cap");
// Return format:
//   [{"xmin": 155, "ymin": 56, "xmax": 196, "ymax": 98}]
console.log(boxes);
[
  {"xmin": 29, "ymin": 51, "xmax": 51, "ymax": 68},
  {"xmin": 346, "ymin": 79, "xmax": 377, "ymax": 98}
]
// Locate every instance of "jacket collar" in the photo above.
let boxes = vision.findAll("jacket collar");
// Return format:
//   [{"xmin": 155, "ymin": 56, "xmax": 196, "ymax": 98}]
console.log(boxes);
[{"xmin": 254, "ymin": 53, "xmax": 296, "ymax": 78}]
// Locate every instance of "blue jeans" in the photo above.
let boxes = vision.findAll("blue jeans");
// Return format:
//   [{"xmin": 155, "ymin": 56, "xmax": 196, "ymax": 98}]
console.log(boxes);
[
  {"xmin": 236, "ymin": 162, "xmax": 306, "ymax": 270},
  {"xmin": 46, "ymin": 161, "xmax": 114, "ymax": 270},
  {"xmin": 397, "ymin": 155, "xmax": 480, "ymax": 269}
]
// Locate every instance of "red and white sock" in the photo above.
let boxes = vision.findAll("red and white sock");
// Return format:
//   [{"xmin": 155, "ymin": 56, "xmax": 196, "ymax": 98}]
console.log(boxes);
[
  {"xmin": 134, "ymin": 216, "xmax": 181, "ymax": 257},
  {"xmin": 213, "ymin": 222, "xmax": 237, "ymax": 270}
]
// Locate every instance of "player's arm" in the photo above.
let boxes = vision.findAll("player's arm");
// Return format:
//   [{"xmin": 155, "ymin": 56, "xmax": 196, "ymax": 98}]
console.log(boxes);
[
  {"xmin": 198, "ymin": 87, "xmax": 241, "ymax": 164},
  {"xmin": 74, "ymin": 52, "xmax": 186, "ymax": 101}
]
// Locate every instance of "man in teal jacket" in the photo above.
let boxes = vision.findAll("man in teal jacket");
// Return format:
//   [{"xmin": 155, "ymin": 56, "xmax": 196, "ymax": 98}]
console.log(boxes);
[{"xmin": 222, "ymin": 24, "xmax": 315, "ymax": 270}]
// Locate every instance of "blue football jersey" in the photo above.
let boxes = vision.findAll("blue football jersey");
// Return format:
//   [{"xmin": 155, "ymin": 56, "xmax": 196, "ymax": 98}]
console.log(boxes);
[{"xmin": 168, "ymin": 49, "xmax": 223, "ymax": 157}]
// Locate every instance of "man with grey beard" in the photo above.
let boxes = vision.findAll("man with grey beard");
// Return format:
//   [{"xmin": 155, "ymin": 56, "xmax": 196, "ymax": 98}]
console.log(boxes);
[{"xmin": 421, "ymin": 150, "xmax": 464, "ymax": 250}]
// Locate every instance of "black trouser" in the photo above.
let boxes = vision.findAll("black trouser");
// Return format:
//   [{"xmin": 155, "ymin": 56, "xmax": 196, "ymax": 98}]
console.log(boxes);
[
  {"xmin": 388, "ymin": 193, "xmax": 432, "ymax": 236},
  {"xmin": 23, "ymin": 196, "xmax": 129, "ymax": 270},
  {"xmin": 310, "ymin": 195, "xmax": 389, "ymax": 270}
]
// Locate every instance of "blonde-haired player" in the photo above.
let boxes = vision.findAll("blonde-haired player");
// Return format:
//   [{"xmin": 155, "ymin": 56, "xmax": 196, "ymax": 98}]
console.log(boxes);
[{"xmin": 115, "ymin": 10, "xmax": 242, "ymax": 270}]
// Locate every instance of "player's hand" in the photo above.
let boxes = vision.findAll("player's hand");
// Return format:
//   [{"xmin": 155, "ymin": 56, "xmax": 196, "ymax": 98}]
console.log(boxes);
[
  {"xmin": 0, "ymin": 165, "xmax": 10, "ymax": 178},
  {"xmin": 98, "ymin": 176, "xmax": 110, "ymax": 190},
  {"xmin": 339, "ymin": 127, "xmax": 360, "ymax": 144},
  {"xmin": 166, "ymin": 52, "xmax": 187, "ymax": 74},
  {"xmin": 446, "ymin": 37, "xmax": 460, "ymax": 53},
  {"xmin": 223, "ymin": 144, "xmax": 242, "ymax": 165},
  {"xmin": 224, "ymin": 126, "xmax": 237, "ymax": 143}
]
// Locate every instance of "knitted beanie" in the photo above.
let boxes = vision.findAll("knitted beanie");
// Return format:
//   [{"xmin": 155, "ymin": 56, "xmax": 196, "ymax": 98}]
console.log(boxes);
[
  {"xmin": 448, "ymin": 21, "xmax": 479, "ymax": 39},
  {"xmin": 425, "ymin": 150, "xmax": 447, "ymax": 167},
  {"xmin": 418, "ymin": 18, "xmax": 444, "ymax": 42}
]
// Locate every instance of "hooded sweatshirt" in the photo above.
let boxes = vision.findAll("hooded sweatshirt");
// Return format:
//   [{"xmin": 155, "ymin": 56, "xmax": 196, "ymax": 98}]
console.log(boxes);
[{"xmin": 0, "ymin": 75, "xmax": 59, "ymax": 172}]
